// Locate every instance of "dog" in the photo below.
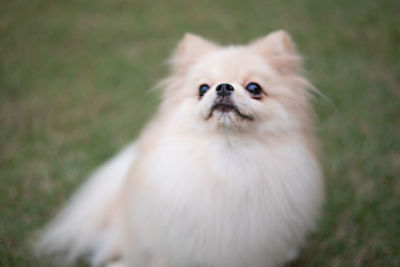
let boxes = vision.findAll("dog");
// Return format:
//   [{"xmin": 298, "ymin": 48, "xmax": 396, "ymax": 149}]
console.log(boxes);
[{"xmin": 36, "ymin": 30, "xmax": 324, "ymax": 267}]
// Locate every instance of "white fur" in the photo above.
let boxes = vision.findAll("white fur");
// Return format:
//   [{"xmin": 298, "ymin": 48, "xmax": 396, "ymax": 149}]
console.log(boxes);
[
  {"xmin": 36, "ymin": 143, "xmax": 137, "ymax": 265},
  {"xmin": 37, "ymin": 31, "xmax": 324, "ymax": 267},
  {"xmin": 123, "ymin": 133, "xmax": 322, "ymax": 267}
]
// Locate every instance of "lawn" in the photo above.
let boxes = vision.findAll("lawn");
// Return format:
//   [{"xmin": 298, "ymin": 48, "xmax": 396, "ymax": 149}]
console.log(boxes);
[{"xmin": 1, "ymin": 0, "xmax": 399, "ymax": 266}]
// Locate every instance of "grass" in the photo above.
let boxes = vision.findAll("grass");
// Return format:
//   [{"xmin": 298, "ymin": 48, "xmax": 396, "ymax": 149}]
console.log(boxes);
[{"xmin": 1, "ymin": 0, "xmax": 399, "ymax": 266}]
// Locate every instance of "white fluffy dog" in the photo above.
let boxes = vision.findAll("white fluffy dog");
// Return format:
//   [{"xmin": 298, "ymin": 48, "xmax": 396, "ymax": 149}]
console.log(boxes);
[{"xmin": 37, "ymin": 30, "xmax": 324, "ymax": 267}]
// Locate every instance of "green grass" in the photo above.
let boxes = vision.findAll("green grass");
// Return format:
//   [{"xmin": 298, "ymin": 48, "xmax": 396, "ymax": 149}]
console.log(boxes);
[{"xmin": 1, "ymin": 0, "xmax": 399, "ymax": 266}]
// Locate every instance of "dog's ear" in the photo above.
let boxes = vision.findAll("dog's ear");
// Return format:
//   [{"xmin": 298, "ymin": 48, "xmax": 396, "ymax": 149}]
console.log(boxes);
[
  {"xmin": 169, "ymin": 33, "xmax": 219, "ymax": 73},
  {"xmin": 250, "ymin": 30, "xmax": 302, "ymax": 74}
]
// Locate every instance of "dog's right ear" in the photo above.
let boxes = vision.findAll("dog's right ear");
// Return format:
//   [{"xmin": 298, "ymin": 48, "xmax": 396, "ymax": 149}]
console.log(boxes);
[{"xmin": 169, "ymin": 33, "xmax": 219, "ymax": 73}]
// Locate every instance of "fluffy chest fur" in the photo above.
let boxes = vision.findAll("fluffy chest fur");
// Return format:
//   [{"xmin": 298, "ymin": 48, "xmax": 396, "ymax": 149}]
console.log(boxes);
[{"xmin": 124, "ymin": 133, "xmax": 322, "ymax": 267}]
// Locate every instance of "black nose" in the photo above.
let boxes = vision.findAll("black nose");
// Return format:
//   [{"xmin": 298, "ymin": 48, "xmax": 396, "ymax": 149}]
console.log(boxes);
[{"xmin": 216, "ymin": 83, "xmax": 234, "ymax": 97}]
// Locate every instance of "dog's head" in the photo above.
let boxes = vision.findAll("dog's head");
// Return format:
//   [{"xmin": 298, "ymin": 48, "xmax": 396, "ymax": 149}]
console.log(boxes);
[{"xmin": 159, "ymin": 31, "xmax": 315, "ymax": 136}]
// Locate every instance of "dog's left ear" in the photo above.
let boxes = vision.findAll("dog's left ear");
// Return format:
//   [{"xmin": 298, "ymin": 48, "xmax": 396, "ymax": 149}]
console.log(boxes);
[
  {"xmin": 169, "ymin": 33, "xmax": 219, "ymax": 73},
  {"xmin": 250, "ymin": 30, "xmax": 301, "ymax": 74}
]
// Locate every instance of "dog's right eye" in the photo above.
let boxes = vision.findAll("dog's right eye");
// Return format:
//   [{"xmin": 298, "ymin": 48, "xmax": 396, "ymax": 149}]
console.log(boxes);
[{"xmin": 199, "ymin": 84, "xmax": 210, "ymax": 97}]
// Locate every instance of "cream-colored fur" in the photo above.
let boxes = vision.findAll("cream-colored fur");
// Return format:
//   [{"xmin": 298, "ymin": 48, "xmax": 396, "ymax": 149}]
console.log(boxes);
[{"xmin": 36, "ymin": 31, "xmax": 324, "ymax": 267}]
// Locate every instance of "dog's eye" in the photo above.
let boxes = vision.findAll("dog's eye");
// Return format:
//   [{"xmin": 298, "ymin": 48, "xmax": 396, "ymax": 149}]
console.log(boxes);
[
  {"xmin": 245, "ymin": 82, "xmax": 263, "ymax": 98},
  {"xmin": 199, "ymin": 84, "xmax": 210, "ymax": 97}
]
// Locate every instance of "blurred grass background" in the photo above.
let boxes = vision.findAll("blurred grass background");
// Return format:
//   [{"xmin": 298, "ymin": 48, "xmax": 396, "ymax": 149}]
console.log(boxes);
[{"xmin": 1, "ymin": 0, "xmax": 399, "ymax": 266}]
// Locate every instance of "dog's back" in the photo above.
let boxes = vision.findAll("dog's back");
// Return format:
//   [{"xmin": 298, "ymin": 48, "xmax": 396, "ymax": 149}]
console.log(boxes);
[{"xmin": 36, "ymin": 143, "xmax": 137, "ymax": 265}]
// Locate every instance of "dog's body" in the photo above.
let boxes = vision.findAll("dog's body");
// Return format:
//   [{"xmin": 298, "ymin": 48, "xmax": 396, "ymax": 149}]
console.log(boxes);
[{"xmin": 37, "ymin": 31, "xmax": 324, "ymax": 267}]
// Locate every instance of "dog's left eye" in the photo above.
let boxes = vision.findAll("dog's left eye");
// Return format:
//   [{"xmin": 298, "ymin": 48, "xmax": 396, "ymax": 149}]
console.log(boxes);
[
  {"xmin": 199, "ymin": 84, "xmax": 210, "ymax": 97},
  {"xmin": 245, "ymin": 82, "xmax": 263, "ymax": 98}
]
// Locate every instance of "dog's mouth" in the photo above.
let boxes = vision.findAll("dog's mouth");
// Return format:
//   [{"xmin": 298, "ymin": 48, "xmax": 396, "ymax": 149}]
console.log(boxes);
[{"xmin": 206, "ymin": 99, "xmax": 254, "ymax": 121}]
